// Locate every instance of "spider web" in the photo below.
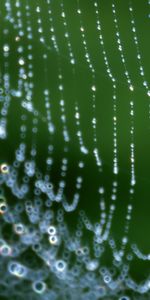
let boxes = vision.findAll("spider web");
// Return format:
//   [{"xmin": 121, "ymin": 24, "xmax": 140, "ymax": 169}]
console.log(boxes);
[{"xmin": 0, "ymin": 0, "xmax": 150, "ymax": 299}]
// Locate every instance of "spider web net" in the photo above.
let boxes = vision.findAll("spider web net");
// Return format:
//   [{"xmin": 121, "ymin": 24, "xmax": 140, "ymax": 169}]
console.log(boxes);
[{"xmin": 0, "ymin": 0, "xmax": 150, "ymax": 299}]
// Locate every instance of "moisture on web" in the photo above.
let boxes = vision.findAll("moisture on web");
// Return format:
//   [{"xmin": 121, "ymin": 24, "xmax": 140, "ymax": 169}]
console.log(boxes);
[{"xmin": 0, "ymin": 0, "xmax": 150, "ymax": 299}]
